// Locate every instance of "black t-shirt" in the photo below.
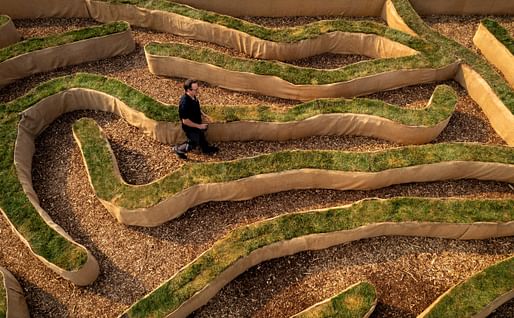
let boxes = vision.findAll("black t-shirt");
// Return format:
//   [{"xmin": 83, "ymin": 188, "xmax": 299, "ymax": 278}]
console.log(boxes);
[{"xmin": 178, "ymin": 94, "xmax": 202, "ymax": 132}]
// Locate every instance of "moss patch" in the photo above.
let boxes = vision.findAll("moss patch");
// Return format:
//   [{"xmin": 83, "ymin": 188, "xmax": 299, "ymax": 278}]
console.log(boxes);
[
  {"xmin": 74, "ymin": 118, "xmax": 514, "ymax": 210},
  {"xmin": 423, "ymin": 255, "xmax": 514, "ymax": 318},
  {"xmin": 294, "ymin": 282, "xmax": 376, "ymax": 318},
  {"xmin": 122, "ymin": 197, "xmax": 514, "ymax": 318},
  {"xmin": 0, "ymin": 21, "xmax": 129, "ymax": 63},
  {"xmin": 482, "ymin": 19, "xmax": 514, "ymax": 55}
]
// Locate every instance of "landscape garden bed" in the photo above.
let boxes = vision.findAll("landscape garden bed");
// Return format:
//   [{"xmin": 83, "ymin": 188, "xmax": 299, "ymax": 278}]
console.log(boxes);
[
  {"xmin": 0, "ymin": 16, "xmax": 20, "ymax": 49},
  {"xmin": 0, "ymin": 1, "xmax": 512, "ymax": 317},
  {"xmin": 0, "ymin": 266, "xmax": 29, "ymax": 318}
]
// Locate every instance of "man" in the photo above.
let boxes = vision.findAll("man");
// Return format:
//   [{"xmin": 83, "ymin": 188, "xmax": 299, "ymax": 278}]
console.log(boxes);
[{"xmin": 173, "ymin": 79, "xmax": 218, "ymax": 159}]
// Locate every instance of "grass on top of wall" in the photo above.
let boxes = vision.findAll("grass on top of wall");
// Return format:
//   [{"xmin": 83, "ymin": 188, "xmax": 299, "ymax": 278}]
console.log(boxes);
[
  {"xmin": 482, "ymin": 18, "xmax": 514, "ymax": 55},
  {"xmin": 73, "ymin": 118, "xmax": 514, "ymax": 210},
  {"xmin": 0, "ymin": 21, "xmax": 129, "ymax": 63},
  {"xmin": 145, "ymin": 42, "xmax": 452, "ymax": 85},
  {"xmin": 423, "ymin": 255, "xmax": 514, "ymax": 318},
  {"xmin": 203, "ymin": 84, "xmax": 456, "ymax": 126},
  {"xmin": 4, "ymin": 73, "xmax": 456, "ymax": 127},
  {"xmin": 121, "ymin": 197, "xmax": 514, "ymax": 318},
  {"xmin": 0, "ymin": 15, "xmax": 9, "ymax": 27},
  {"xmin": 293, "ymin": 282, "xmax": 377, "ymax": 318}
]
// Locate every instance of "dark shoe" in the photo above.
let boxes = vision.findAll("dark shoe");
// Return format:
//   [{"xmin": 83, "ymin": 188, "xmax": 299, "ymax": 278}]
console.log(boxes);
[
  {"xmin": 173, "ymin": 145, "xmax": 188, "ymax": 160},
  {"xmin": 202, "ymin": 145, "xmax": 219, "ymax": 155}
]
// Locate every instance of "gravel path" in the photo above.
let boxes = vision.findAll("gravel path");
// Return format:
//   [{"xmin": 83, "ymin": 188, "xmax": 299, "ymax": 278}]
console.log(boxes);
[{"xmin": 0, "ymin": 14, "xmax": 513, "ymax": 318}]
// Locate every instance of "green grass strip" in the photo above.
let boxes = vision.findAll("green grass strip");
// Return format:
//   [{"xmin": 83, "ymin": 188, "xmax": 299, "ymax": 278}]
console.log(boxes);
[
  {"xmin": 205, "ymin": 84, "xmax": 456, "ymax": 126},
  {"xmin": 0, "ymin": 21, "xmax": 129, "ymax": 63},
  {"xmin": 0, "ymin": 15, "xmax": 9, "ymax": 27},
  {"xmin": 293, "ymin": 282, "xmax": 376, "ymax": 318},
  {"xmin": 482, "ymin": 19, "xmax": 514, "ymax": 55},
  {"xmin": 390, "ymin": 0, "xmax": 514, "ymax": 114},
  {"xmin": 97, "ymin": 0, "xmax": 427, "ymax": 47},
  {"xmin": 0, "ymin": 271, "xmax": 5, "ymax": 318},
  {"xmin": 4, "ymin": 73, "xmax": 456, "ymax": 126},
  {"xmin": 423, "ymin": 255, "xmax": 514, "ymax": 318},
  {"xmin": 74, "ymin": 118, "xmax": 514, "ymax": 210},
  {"xmin": 146, "ymin": 42, "xmax": 448, "ymax": 85},
  {"xmin": 121, "ymin": 197, "xmax": 514, "ymax": 318}
]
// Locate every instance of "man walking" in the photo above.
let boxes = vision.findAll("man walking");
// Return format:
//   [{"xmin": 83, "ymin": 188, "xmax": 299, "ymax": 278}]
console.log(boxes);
[{"xmin": 173, "ymin": 79, "xmax": 218, "ymax": 159}]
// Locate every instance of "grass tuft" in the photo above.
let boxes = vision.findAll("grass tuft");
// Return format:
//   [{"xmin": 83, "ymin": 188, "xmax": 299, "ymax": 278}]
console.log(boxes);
[{"xmin": 294, "ymin": 282, "xmax": 377, "ymax": 318}]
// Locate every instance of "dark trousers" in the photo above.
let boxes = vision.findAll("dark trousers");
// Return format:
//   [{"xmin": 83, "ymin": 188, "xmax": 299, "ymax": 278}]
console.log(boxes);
[{"xmin": 176, "ymin": 128, "xmax": 209, "ymax": 153}]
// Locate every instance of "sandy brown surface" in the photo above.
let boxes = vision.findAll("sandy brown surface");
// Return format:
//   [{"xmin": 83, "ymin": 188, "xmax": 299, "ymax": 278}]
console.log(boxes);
[{"xmin": 0, "ymin": 12, "xmax": 513, "ymax": 318}]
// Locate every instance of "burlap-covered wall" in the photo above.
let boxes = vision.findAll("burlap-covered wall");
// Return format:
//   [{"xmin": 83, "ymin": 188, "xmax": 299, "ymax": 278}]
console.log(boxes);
[
  {"xmin": 0, "ymin": 267, "xmax": 30, "ymax": 318},
  {"xmin": 0, "ymin": 28, "xmax": 135, "ymax": 87},
  {"xmin": 473, "ymin": 23, "xmax": 514, "ymax": 89},
  {"xmin": 94, "ymin": 161, "xmax": 514, "ymax": 227},
  {"xmin": 0, "ymin": 0, "xmax": 89, "ymax": 18},
  {"xmin": 0, "ymin": 17, "xmax": 21, "ymax": 49},
  {"xmin": 174, "ymin": 0, "xmax": 514, "ymax": 17},
  {"xmin": 146, "ymin": 53, "xmax": 459, "ymax": 101},
  {"xmin": 87, "ymin": 0, "xmax": 416, "ymax": 60},
  {"xmin": 455, "ymin": 65, "xmax": 514, "ymax": 146}
]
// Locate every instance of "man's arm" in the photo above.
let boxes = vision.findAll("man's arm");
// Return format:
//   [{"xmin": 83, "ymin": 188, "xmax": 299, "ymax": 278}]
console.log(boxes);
[
  {"xmin": 201, "ymin": 111, "xmax": 213, "ymax": 123},
  {"xmin": 182, "ymin": 118, "xmax": 208, "ymax": 130}
]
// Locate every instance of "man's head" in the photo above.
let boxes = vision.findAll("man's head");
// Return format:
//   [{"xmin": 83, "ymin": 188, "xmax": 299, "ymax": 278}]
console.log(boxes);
[{"xmin": 184, "ymin": 79, "xmax": 199, "ymax": 97}]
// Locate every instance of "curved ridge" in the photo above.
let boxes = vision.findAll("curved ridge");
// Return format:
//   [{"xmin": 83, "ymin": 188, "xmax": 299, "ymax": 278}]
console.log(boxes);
[
  {"xmin": 419, "ymin": 255, "xmax": 514, "ymax": 318},
  {"xmin": 119, "ymin": 197, "xmax": 514, "ymax": 317},
  {"xmin": 73, "ymin": 118, "xmax": 514, "ymax": 226},
  {"xmin": 145, "ymin": 41, "xmax": 458, "ymax": 101},
  {"xmin": 0, "ymin": 266, "xmax": 30, "ymax": 318}
]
